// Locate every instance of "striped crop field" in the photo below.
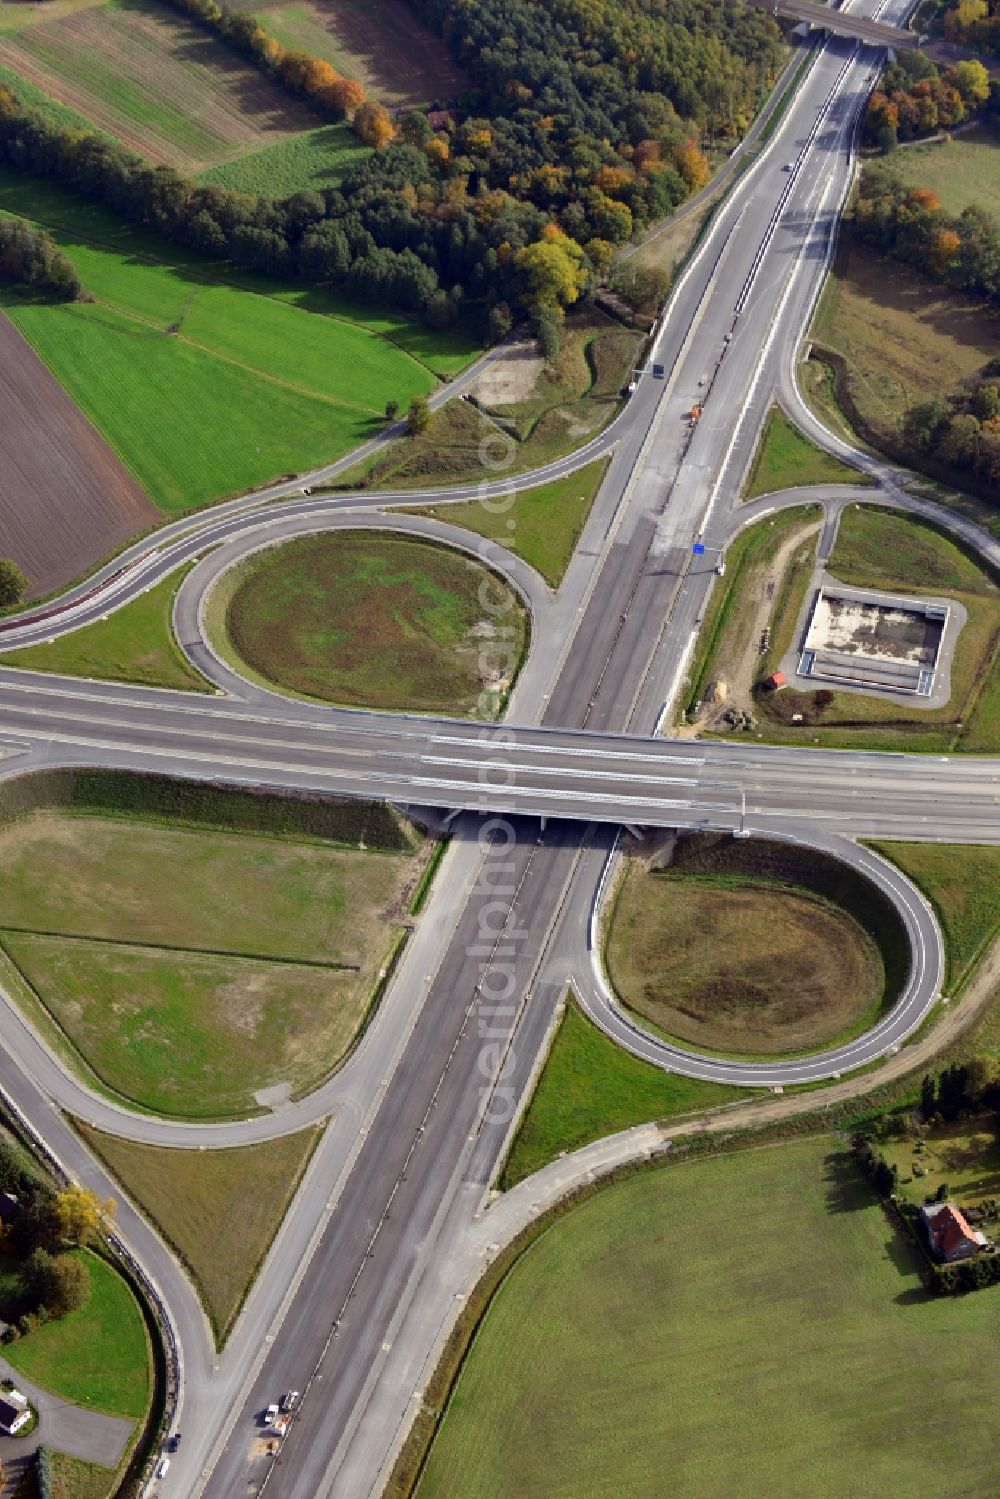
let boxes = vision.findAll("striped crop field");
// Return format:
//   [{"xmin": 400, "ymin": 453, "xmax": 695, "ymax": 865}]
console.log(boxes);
[{"xmin": 0, "ymin": 0, "xmax": 319, "ymax": 173}]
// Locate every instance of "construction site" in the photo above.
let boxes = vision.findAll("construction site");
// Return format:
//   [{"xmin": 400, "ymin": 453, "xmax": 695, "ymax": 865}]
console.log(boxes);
[{"xmin": 797, "ymin": 586, "xmax": 950, "ymax": 697}]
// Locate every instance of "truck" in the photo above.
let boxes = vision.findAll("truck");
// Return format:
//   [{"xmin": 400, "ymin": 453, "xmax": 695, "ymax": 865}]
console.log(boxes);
[{"xmin": 688, "ymin": 403, "xmax": 703, "ymax": 427}]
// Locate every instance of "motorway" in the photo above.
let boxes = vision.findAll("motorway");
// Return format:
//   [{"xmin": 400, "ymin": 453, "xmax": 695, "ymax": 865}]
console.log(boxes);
[
  {"xmin": 0, "ymin": 2, "xmax": 996, "ymax": 1495},
  {"xmin": 2, "ymin": 678, "xmax": 999, "ymax": 841}
]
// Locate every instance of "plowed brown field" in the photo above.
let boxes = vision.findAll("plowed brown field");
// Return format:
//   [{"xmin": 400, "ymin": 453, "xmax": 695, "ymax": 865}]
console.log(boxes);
[
  {"xmin": 0, "ymin": 311, "xmax": 158, "ymax": 598},
  {"xmin": 250, "ymin": 0, "xmax": 468, "ymax": 107}
]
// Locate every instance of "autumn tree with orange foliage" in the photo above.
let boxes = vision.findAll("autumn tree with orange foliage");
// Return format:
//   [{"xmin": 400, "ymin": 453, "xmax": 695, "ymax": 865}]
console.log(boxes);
[
  {"xmin": 322, "ymin": 77, "xmax": 366, "ymax": 116},
  {"xmin": 671, "ymin": 139, "xmax": 711, "ymax": 192},
  {"xmin": 929, "ymin": 226, "xmax": 962, "ymax": 276},
  {"xmin": 279, "ymin": 51, "xmax": 340, "ymax": 99},
  {"xmin": 353, "ymin": 102, "xmax": 396, "ymax": 148},
  {"xmin": 906, "ymin": 187, "xmax": 942, "ymax": 213}
]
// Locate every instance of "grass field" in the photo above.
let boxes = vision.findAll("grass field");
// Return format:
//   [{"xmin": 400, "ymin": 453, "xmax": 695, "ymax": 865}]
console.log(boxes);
[
  {"xmin": 5, "ymin": 1249, "xmax": 149, "ymax": 1419},
  {"xmin": 412, "ymin": 459, "xmax": 611, "ymax": 587},
  {"xmin": 870, "ymin": 842, "xmax": 1000, "ymax": 993},
  {"xmin": 219, "ymin": 533, "xmax": 529, "ymax": 716},
  {"xmin": 743, "ymin": 405, "xmax": 866, "ymax": 497},
  {"xmin": 500, "ymin": 1002, "xmax": 750, "ymax": 1187},
  {"xmin": 418, "ymin": 1136, "xmax": 1000, "ymax": 1499},
  {"xmin": 346, "ymin": 313, "xmax": 641, "ymax": 489},
  {"xmin": 197, "ymin": 122, "xmax": 369, "ymax": 197},
  {"xmin": 0, "ymin": 0, "xmax": 105, "ymax": 31},
  {"xmin": 753, "ymin": 506, "xmax": 1000, "ymax": 752},
  {"xmin": 247, "ymin": 0, "xmax": 468, "ymax": 108},
  {"xmin": 800, "ymin": 237, "xmax": 1000, "ymax": 525},
  {"xmin": 76, "ymin": 1121, "xmax": 321, "ymax": 1344},
  {"xmin": 0, "ymin": 807, "xmax": 425, "ymax": 1116},
  {"xmin": 882, "ymin": 124, "xmax": 1000, "ymax": 221},
  {"xmin": 0, "ymin": 568, "xmax": 208, "ymax": 690},
  {"xmin": 46, "ymin": 1451, "xmax": 116, "ymax": 1499},
  {"xmin": 0, "ymin": 0, "xmax": 323, "ymax": 175},
  {"xmin": 606, "ymin": 861, "xmax": 883, "ymax": 1056},
  {"xmin": 0, "ymin": 166, "xmax": 475, "ymax": 513},
  {"xmin": 806, "ymin": 239, "xmax": 1000, "ymax": 437}
]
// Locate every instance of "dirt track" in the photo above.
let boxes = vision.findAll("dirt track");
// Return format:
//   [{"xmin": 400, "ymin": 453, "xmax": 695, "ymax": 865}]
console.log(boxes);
[{"xmin": 0, "ymin": 312, "xmax": 159, "ymax": 597}]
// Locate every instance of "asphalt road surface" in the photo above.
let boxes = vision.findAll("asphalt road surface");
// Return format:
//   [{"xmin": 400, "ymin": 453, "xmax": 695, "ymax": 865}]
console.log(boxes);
[{"xmin": 0, "ymin": 2, "xmax": 985, "ymax": 1495}]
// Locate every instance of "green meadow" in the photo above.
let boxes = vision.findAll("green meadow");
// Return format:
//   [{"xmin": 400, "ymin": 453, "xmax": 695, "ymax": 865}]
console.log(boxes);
[{"xmin": 0, "ymin": 166, "xmax": 476, "ymax": 512}]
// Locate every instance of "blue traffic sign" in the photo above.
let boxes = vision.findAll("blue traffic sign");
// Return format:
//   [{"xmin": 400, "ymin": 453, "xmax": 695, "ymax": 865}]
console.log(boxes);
[{"xmin": 692, "ymin": 542, "xmax": 706, "ymax": 555}]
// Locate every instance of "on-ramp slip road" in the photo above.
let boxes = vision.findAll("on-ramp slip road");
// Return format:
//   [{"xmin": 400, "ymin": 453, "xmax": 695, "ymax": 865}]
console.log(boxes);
[{"xmin": 0, "ymin": 4, "xmax": 984, "ymax": 1496}]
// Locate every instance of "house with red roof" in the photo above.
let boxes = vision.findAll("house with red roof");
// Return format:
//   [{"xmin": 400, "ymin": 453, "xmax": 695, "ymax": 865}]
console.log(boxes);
[{"xmin": 921, "ymin": 1201, "xmax": 987, "ymax": 1263}]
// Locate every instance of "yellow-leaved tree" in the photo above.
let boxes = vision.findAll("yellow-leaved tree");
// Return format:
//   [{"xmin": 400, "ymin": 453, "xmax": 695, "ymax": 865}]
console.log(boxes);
[{"xmin": 50, "ymin": 1185, "xmax": 115, "ymax": 1247}]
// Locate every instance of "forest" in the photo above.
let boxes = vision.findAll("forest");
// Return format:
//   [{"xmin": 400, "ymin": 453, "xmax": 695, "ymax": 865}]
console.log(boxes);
[
  {"xmin": 0, "ymin": 0, "xmax": 784, "ymax": 332},
  {"xmin": 864, "ymin": 51, "xmax": 992, "ymax": 146},
  {"xmin": 933, "ymin": 0, "xmax": 1000, "ymax": 57}
]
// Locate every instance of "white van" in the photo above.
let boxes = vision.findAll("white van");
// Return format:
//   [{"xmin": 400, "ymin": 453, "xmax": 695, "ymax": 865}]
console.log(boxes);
[{"xmin": 155, "ymin": 1457, "xmax": 170, "ymax": 1479}]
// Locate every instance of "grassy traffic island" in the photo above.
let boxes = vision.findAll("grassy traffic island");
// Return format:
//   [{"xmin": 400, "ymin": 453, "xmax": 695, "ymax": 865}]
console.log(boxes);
[
  {"xmin": 409, "ymin": 458, "xmax": 611, "ymax": 589},
  {"xmin": 209, "ymin": 532, "xmax": 529, "ymax": 716},
  {"xmin": 743, "ymin": 406, "xmax": 867, "ymax": 498},
  {"xmin": 403, "ymin": 1135, "xmax": 1000, "ymax": 1499},
  {"xmin": 0, "ymin": 567, "xmax": 209, "ymax": 693},
  {"xmin": 604, "ymin": 833, "xmax": 905, "ymax": 1059},
  {"xmin": 0, "ymin": 770, "xmax": 436, "ymax": 1119},
  {"xmin": 500, "ymin": 1001, "xmax": 752, "ymax": 1188},
  {"xmin": 75, "ymin": 1121, "xmax": 322, "ymax": 1347}
]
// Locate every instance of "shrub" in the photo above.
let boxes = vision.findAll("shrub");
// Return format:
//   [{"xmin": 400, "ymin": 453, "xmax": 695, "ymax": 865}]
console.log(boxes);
[
  {"xmin": 0, "ymin": 558, "xmax": 28, "ymax": 609},
  {"xmin": 36, "ymin": 1447, "xmax": 53, "ymax": 1499}
]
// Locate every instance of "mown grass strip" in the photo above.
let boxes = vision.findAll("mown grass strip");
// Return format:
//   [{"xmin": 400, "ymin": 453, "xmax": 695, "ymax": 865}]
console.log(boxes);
[
  {"xmin": 0, "ymin": 567, "xmax": 209, "ymax": 692},
  {"xmin": 74, "ymin": 1122, "xmax": 324, "ymax": 1347}
]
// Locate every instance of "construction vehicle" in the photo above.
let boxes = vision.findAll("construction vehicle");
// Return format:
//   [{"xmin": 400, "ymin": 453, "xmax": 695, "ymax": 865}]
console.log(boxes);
[{"xmin": 688, "ymin": 403, "xmax": 703, "ymax": 427}]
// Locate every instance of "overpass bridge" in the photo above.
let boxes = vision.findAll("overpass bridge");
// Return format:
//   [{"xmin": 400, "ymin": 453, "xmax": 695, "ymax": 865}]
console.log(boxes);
[{"xmin": 747, "ymin": 0, "xmax": 920, "ymax": 49}]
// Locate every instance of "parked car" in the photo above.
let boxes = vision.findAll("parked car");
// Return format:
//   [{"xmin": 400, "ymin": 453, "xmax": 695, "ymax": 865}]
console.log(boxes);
[
  {"xmin": 282, "ymin": 1391, "xmax": 300, "ymax": 1412},
  {"xmin": 155, "ymin": 1457, "xmax": 170, "ymax": 1479},
  {"xmin": 168, "ymin": 1432, "xmax": 181, "ymax": 1452}
]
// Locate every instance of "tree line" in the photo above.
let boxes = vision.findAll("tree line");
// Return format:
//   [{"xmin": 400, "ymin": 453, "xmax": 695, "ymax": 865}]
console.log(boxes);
[
  {"xmin": 853, "ymin": 164, "xmax": 999, "ymax": 304},
  {"xmin": 160, "ymin": 0, "xmax": 395, "ymax": 146},
  {"xmin": 0, "ymin": 214, "xmax": 81, "ymax": 300},
  {"xmin": 0, "ymin": 87, "xmax": 677, "ymax": 338},
  {"xmin": 864, "ymin": 50, "xmax": 993, "ymax": 148},
  {"xmin": 904, "ymin": 365, "xmax": 1000, "ymax": 493}
]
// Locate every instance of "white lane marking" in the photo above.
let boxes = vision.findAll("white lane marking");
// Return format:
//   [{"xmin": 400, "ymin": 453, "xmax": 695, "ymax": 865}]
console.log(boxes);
[
  {"xmin": 426, "ymin": 735, "xmax": 705, "ymax": 767},
  {"xmin": 413, "ymin": 777, "xmax": 696, "ymax": 811},
  {"xmin": 0, "ymin": 706, "xmax": 385, "ymax": 761},
  {"xmin": 420, "ymin": 756, "xmax": 700, "ymax": 788}
]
